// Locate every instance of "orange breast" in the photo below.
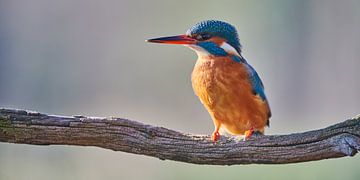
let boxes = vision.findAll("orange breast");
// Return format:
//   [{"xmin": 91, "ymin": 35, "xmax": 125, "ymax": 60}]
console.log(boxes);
[{"xmin": 191, "ymin": 56, "xmax": 270, "ymax": 135}]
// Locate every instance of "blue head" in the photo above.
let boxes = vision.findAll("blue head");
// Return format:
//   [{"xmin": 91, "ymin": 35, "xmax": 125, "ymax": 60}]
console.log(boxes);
[
  {"xmin": 147, "ymin": 20, "xmax": 242, "ymax": 56},
  {"xmin": 186, "ymin": 20, "xmax": 241, "ymax": 54}
]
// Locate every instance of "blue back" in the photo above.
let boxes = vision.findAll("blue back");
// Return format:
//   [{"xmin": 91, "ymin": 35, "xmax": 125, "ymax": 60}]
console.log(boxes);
[
  {"xmin": 246, "ymin": 64, "xmax": 267, "ymax": 101},
  {"xmin": 233, "ymin": 55, "xmax": 267, "ymax": 101}
]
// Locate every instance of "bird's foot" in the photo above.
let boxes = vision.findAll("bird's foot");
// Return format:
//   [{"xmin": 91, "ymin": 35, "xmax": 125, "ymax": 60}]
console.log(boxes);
[
  {"xmin": 212, "ymin": 131, "xmax": 220, "ymax": 142},
  {"xmin": 244, "ymin": 127, "xmax": 254, "ymax": 141}
]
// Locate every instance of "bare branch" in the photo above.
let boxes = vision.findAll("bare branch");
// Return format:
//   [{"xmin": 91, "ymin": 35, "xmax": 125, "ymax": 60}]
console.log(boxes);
[{"xmin": 0, "ymin": 108, "xmax": 359, "ymax": 165}]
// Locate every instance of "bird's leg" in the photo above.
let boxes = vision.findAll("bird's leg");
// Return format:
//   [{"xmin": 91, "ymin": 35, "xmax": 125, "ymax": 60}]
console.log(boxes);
[
  {"xmin": 211, "ymin": 123, "xmax": 221, "ymax": 142},
  {"xmin": 244, "ymin": 127, "xmax": 254, "ymax": 141},
  {"xmin": 212, "ymin": 131, "xmax": 220, "ymax": 142}
]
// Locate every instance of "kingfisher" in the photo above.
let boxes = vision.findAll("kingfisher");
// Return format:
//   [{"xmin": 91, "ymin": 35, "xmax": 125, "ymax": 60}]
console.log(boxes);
[{"xmin": 147, "ymin": 20, "xmax": 271, "ymax": 141}]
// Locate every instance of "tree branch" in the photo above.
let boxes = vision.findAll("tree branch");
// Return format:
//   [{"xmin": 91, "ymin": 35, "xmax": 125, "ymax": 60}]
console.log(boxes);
[{"xmin": 0, "ymin": 108, "xmax": 359, "ymax": 165}]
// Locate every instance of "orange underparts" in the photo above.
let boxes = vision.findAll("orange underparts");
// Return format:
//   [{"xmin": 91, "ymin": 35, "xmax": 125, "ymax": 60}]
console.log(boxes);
[{"xmin": 191, "ymin": 56, "xmax": 270, "ymax": 143}]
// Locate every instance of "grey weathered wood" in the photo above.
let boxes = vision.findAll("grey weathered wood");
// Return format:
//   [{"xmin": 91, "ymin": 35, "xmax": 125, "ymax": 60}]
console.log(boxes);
[{"xmin": 0, "ymin": 108, "xmax": 359, "ymax": 165}]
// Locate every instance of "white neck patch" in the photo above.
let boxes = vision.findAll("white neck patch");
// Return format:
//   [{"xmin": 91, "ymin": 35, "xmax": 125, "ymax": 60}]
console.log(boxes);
[{"xmin": 220, "ymin": 42, "xmax": 241, "ymax": 56}]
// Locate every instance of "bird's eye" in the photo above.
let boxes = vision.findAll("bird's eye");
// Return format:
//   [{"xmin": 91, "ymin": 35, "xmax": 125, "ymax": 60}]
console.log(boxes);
[{"xmin": 195, "ymin": 34, "xmax": 211, "ymax": 41}]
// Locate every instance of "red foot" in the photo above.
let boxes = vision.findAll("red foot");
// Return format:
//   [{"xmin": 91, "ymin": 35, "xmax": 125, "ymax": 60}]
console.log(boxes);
[
  {"xmin": 244, "ymin": 127, "xmax": 254, "ymax": 141},
  {"xmin": 212, "ymin": 131, "xmax": 220, "ymax": 142}
]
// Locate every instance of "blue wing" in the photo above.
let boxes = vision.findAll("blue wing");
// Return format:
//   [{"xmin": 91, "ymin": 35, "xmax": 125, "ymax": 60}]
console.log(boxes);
[
  {"xmin": 246, "ymin": 63, "xmax": 267, "ymax": 101},
  {"xmin": 232, "ymin": 56, "xmax": 272, "ymax": 123},
  {"xmin": 231, "ymin": 55, "xmax": 267, "ymax": 101},
  {"xmin": 247, "ymin": 63, "xmax": 272, "ymax": 122}
]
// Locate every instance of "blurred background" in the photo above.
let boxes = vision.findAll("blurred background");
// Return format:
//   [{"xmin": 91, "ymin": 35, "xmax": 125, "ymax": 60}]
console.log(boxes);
[{"xmin": 1, "ymin": 0, "xmax": 359, "ymax": 179}]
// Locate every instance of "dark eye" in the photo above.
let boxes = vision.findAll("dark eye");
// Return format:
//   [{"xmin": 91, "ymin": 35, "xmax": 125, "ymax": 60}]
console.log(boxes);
[{"xmin": 195, "ymin": 33, "xmax": 211, "ymax": 41}]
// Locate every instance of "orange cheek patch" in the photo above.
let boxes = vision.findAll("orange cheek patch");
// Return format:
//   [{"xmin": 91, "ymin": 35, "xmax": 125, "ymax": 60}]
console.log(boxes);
[{"xmin": 208, "ymin": 37, "xmax": 226, "ymax": 46}]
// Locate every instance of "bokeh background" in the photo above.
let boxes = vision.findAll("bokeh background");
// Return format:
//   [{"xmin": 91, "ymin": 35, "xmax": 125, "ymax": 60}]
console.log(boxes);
[{"xmin": 1, "ymin": 0, "xmax": 360, "ymax": 179}]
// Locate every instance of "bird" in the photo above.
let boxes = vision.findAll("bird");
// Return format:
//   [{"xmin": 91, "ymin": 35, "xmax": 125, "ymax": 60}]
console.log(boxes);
[{"xmin": 147, "ymin": 20, "xmax": 271, "ymax": 141}]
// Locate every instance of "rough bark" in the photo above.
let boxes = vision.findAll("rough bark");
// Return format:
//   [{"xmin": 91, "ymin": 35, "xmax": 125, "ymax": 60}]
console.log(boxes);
[{"xmin": 0, "ymin": 108, "xmax": 359, "ymax": 165}]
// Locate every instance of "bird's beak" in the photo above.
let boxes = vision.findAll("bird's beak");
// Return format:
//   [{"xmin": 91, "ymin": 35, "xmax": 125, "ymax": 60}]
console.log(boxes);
[{"xmin": 146, "ymin": 34, "xmax": 196, "ymax": 45}]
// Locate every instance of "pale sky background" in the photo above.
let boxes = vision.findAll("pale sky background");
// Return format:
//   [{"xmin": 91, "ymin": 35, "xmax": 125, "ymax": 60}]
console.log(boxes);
[{"xmin": 0, "ymin": 0, "xmax": 359, "ymax": 180}]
